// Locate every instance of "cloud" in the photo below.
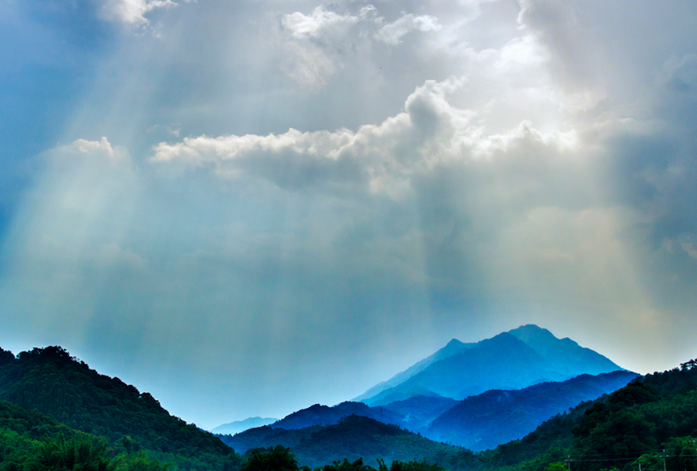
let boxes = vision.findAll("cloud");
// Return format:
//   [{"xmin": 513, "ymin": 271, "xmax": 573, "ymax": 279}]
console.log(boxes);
[
  {"xmin": 281, "ymin": 6, "xmax": 360, "ymax": 40},
  {"xmin": 278, "ymin": 6, "xmax": 365, "ymax": 89},
  {"xmin": 375, "ymin": 13, "xmax": 442, "ymax": 45},
  {"xmin": 277, "ymin": 5, "xmax": 443, "ymax": 89},
  {"xmin": 148, "ymin": 68, "xmax": 696, "ymax": 343},
  {"xmin": 516, "ymin": 0, "xmax": 592, "ymax": 90},
  {"xmin": 99, "ymin": 0, "xmax": 177, "ymax": 26},
  {"xmin": 152, "ymin": 77, "xmax": 476, "ymax": 194}
]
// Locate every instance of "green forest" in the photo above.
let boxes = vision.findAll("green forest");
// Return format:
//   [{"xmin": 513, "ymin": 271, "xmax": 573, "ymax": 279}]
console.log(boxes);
[{"xmin": 2, "ymin": 346, "xmax": 697, "ymax": 471}]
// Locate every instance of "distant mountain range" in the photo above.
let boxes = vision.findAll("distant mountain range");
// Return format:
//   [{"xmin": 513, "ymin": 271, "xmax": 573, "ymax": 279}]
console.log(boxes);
[
  {"xmin": 227, "ymin": 370, "xmax": 636, "ymax": 453},
  {"xmin": 212, "ymin": 417, "xmax": 278, "ymax": 435},
  {"xmin": 355, "ymin": 324, "xmax": 624, "ymax": 406},
  {"xmin": 3, "ymin": 331, "xmax": 697, "ymax": 471},
  {"xmin": 222, "ymin": 357, "xmax": 697, "ymax": 471},
  {"xmin": 270, "ymin": 402, "xmax": 403, "ymax": 430},
  {"xmin": 218, "ymin": 324, "xmax": 635, "ymax": 457},
  {"xmin": 213, "ymin": 325, "xmax": 626, "ymax": 437}
]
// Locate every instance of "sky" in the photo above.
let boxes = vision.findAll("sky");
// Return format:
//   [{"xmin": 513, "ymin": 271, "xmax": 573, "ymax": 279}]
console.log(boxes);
[{"xmin": 1, "ymin": 0, "xmax": 697, "ymax": 430}]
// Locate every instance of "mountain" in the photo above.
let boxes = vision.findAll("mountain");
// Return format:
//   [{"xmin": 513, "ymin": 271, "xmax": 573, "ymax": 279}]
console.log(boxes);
[
  {"xmin": 424, "ymin": 370, "xmax": 638, "ymax": 450},
  {"xmin": 508, "ymin": 325, "xmax": 622, "ymax": 377},
  {"xmin": 220, "ymin": 415, "xmax": 461, "ymax": 469},
  {"xmin": 364, "ymin": 332, "xmax": 563, "ymax": 406},
  {"xmin": 472, "ymin": 359, "xmax": 697, "ymax": 471},
  {"xmin": 353, "ymin": 339, "xmax": 474, "ymax": 403},
  {"xmin": 0, "ymin": 399, "xmax": 174, "ymax": 469},
  {"xmin": 217, "ymin": 423, "xmax": 321, "ymax": 454},
  {"xmin": 380, "ymin": 396, "xmax": 459, "ymax": 431},
  {"xmin": 0, "ymin": 346, "xmax": 242, "ymax": 471},
  {"xmin": 212, "ymin": 417, "xmax": 278, "ymax": 435},
  {"xmin": 358, "ymin": 325, "xmax": 625, "ymax": 406},
  {"xmin": 269, "ymin": 401, "xmax": 404, "ymax": 430},
  {"xmin": 220, "ymin": 361, "xmax": 634, "ymax": 465}
]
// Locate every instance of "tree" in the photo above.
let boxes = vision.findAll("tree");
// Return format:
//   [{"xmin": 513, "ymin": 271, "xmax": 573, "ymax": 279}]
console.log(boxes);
[
  {"xmin": 23, "ymin": 433, "xmax": 114, "ymax": 471},
  {"xmin": 241, "ymin": 446, "xmax": 299, "ymax": 471},
  {"xmin": 544, "ymin": 462, "xmax": 568, "ymax": 471}
]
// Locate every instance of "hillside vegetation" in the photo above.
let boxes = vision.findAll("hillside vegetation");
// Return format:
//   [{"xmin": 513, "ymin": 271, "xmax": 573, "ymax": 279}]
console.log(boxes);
[
  {"xmin": 425, "ymin": 371, "xmax": 637, "ymax": 450},
  {"xmin": 221, "ymin": 415, "xmax": 461, "ymax": 468},
  {"xmin": 0, "ymin": 346, "xmax": 242, "ymax": 471},
  {"xmin": 451, "ymin": 360, "xmax": 697, "ymax": 471}
]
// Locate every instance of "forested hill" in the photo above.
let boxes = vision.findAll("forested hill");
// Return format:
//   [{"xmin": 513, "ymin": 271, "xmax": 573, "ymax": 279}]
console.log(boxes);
[
  {"xmin": 459, "ymin": 359, "xmax": 697, "ymax": 471},
  {"xmin": 270, "ymin": 402, "xmax": 404, "ymax": 430},
  {"xmin": 0, "ymin": 346, "xmax": 242, "ymax": 471},
  {"xmin": 0, "ymin": 399, "xmax": 177, "ymax": 469},
  {"xmin": 425, "ymin": 370, "xmax": 638, "ymax": 450},
  {"xmin": 220, "ymin": 415, "xmax": 462, "ymax": 469}
]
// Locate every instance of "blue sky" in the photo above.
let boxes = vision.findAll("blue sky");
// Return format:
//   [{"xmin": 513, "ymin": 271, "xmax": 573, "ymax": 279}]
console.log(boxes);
[{"xmin": 1, "ymin": 0, "xmax": 697, "ymax": 430}]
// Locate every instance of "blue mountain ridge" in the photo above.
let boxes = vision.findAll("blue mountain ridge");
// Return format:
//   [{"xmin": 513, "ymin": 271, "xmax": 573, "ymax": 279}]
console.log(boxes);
[
  {"xmin": 358, "ymin": 324, "xmax": 624, "ymax": 406},
  {"xmin": 220, "ymin": 324, "xmax": 629, "ymax": 450},
  {"xmin": 211, "ymin": 417, "xmax": 278, "ymax": 435},
  {"xmin": 270, "ymin": 402, "xmax": 404, "ymax": 430},
  {"xmin": 224, "ymin": 370, "xmax": 636, "ymax": 456},
  {"xmin": 352, "ymin": 339, "xmax": 474, "ymax": 403},
  {"xmin": 424, "ymin": 370, "xmax": 638, "ymax": 450}
]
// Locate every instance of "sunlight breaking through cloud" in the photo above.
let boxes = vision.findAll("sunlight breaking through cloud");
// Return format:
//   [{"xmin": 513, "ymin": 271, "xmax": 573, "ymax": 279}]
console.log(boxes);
[{"xmin": 1, "ymin": 0, "xmax": 697, "ymax": 428}]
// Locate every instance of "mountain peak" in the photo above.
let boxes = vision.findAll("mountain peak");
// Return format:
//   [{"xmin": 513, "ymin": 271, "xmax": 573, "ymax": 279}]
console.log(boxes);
[
  {"xmin": 508, "ymin": 324, "xmax": 554, "ymax": 339},
  {"xmin": 507, "ymin": 325, "xmax": 623, "ymax": 377},
  {"xmin": 357, "ymin": 324, "xmax": 625, "ymax": 405}
]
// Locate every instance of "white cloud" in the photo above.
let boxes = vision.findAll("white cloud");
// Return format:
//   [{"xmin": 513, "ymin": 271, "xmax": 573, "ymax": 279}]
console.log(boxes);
[
  {"xmin": 281, "ymin": 6, "xmax": 360, "ymax": 39},
  {"xmin": 100, "ymin": 0, "xmax": 177, "ymax": 26},
  {"xmin": 375, "ymin": 14, "xmax": 442, "ymax": 45},
  {"xmin": 153, "ymin": 77, "xmax": 477, "ymax": 194},
  {"xmin": 277, "ymin": 5, "xmax": 443, "ymax": 89}
]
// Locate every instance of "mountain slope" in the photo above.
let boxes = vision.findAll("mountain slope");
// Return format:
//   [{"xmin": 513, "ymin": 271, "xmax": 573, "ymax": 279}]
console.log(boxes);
[
  {"xmin": 353, "ymin": 340, "xmax": 474, "ymax": 403},
  {"xmin": 220, "ymin": 415, "xmax": 461, "ymax": 469},
  {"xmin": 212, "ymin": 417, "xmax": 278, "ymax": 435},
  {"xmin": 508, "ymin": 325, "xmax": 622, "ymax": 377},
  {"xmin": 217, "ymin": 424, "xmax": 322, "ymax": 454},
  {"xmin": 359, "ymin": 325, "xmax": 624, "ymax": 406},
  {"xmin": 425, "ymin": 370, "xmax": 638, "ymax": 451},
  {"xmin": 365, "ymin": 333, "xmax": 564, "ymax": 406},
  {"xmin": 0, "ymin": 346, "xmax": 241, "ymax": 471},
  {"xmin": 0, "ymin": 399, "xmax": 173, "ymax": 470},
  {"xmin": 381, "ymin": 396, "xmax": 459, "ymax": 431},
  {"xmin": 477, "ymin": 359, "xmax": 697, "ymax": 471},
  {"xmin": 270, "ymin": 401, "xmax": 403, "ymax": 430}
]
